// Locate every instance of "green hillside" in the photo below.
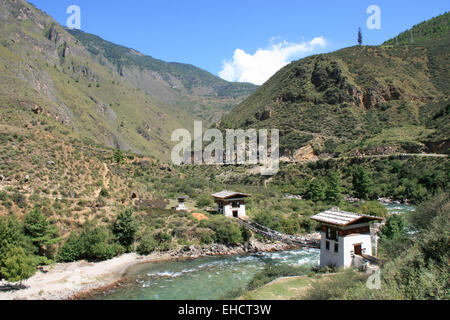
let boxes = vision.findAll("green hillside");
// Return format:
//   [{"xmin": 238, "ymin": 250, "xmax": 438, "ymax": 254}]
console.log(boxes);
[
  {"xmin": 0, "ymin": 0, "xmax": 256, "ymax": 161},
  {"xmin": 218, "ymin": 13, "xmax": 450, "ymax": 157},
  {"xmin": 384, "ymin": 12, "xmax": 450, "ymax": 46}
]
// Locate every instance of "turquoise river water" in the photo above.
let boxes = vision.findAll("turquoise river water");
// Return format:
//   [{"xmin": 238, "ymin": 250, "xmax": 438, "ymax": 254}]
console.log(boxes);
[{"xmin": 92, "ymin": 203, "xmax": 413, "ymax": 300}]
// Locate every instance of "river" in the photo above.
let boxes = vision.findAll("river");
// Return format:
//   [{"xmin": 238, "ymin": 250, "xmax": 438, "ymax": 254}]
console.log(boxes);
[
  {"xmin": 93, "ymin": 248, "xmax": 320, "ymax": 300},
  {"xmin": 92, "ymin": 203, "xmax": 413, "ymax": 300}
]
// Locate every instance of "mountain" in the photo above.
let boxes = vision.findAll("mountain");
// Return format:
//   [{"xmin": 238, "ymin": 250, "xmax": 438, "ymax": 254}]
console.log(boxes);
[
  {"xmin": 218, "ymin": 12, "xmax": 449, "ymax": 159},
  {"xmin": 66, "ymin": 29, "xmax": 257, "ymax": 123},
  {"xmin": 0, "ymin": 0, "xmax": 256, "ymax": 160}
]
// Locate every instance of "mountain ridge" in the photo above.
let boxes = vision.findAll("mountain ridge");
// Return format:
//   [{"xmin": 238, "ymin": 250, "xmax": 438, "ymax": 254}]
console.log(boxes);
[
  {"xmin": 0, "ymin": 0, "xmax": 256, "ymax": 160},
  {"xmin": 218, "ymin": 12, "xmax": 449, "ymax": 158}
]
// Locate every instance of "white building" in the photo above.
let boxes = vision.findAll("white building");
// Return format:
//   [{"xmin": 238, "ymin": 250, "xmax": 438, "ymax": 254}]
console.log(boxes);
[
  {"xmin": 311, "ymin": 208, "xmax": 384, "ymax": 269},
  {"xmin": 211, "ymin": 191, "xmax": 251, "ymax": 218}
]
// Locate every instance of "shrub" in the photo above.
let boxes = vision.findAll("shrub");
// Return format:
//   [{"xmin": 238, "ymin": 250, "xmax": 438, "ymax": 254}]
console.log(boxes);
[
  {"xmin": 214, "ymin": 223, "xmax": 243, "ymax": 246},
  {"xmin": 137, "ymin": 233, "xmax": 158, "ymax": 255},
  {"xmin": 0, "ymin": 246, "xmax": 36, "ymax": 283},
  {"xmin": 113, "ymin": 149, "xmax": 125, "ymax": 164},
  {"xmin": 55, "ymin": 232, "xmax": 83, "ymax": 263},
  {"xmin": 196, "ymin": 195, "xmax": 213, "ymax": 208},
  {"xmin": 99, "ymin": 188, "xmax": 109, "ymax": 197},
  {"xmin": 12, "ymin": 192, "xmax": 27, "ymax": 209},
  {"xmin": 200, "ymin": 232, "xmax": 214, "ymax": 245},
  {"xmin": 57, "ymin": 223, "xmax": 124, "ymax": 262}
]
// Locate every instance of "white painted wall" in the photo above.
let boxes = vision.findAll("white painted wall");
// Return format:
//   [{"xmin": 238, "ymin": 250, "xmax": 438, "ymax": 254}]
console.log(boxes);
[
  {"xmin": 319, "ymin": 232, "xmax": 373, "ymax": 268},
  {"xmin": 176, "ymin": 202, "xmax": 187, "ymax": 211},
  {"xmin": 342, "ymin": 234, "xmax": 372, "ymax": 268},
  {"xmin": 223, "ymin": 204, "xmax": 246, "ymax": 218}
]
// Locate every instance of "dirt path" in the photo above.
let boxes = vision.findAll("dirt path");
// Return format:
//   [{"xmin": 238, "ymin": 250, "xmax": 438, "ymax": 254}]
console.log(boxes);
[{"xmin": 94, "ymin": 163, "xmax": 110, "ymax": 198}]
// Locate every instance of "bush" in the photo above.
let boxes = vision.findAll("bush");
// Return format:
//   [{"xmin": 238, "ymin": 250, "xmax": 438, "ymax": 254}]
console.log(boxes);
[
  {"xmin": 99, "ymin": 188, "xmax": 109, "ymax": 197},
  {"xmin": 57, "ymin": 223, "xmax": 124, "ymax": 262},
  {"xmin": 12, "ymin": 192, "xmax": 27, "ymax": 209},
  {"xmin": 408, "ymin": 193, "xmax": 448, "ymax": 231},
  {"xmin": 214, "ymin": 222, "xmax": 243, "ymax": 246},
  {"xmin": 0, "ymin": 245, "xmax": 36, "ymax": 283},
  {"xmin": 55, "ymin": 232, "xmax": 82, "ymax": 263},
  {"xmin": 137, "ymin": 233, "xmax": 158, "ymax": 255},
  {"xmin": 113, "ymin": 149, "xmax": 125, "ymax": 164},
  {"xmin": 196, "ymin": 195, "xmax": 213, "ymax": 208},
  {"xmin": 200, "ymin": 232, "xmax": 214, "ymax": 245},
  {"xmin": 153, "ymin": 231, "xmax": 173, "ymax": 252},
  {"xmin": 378, "ymin": 214, "xmax": 409, "ymax": 259}
]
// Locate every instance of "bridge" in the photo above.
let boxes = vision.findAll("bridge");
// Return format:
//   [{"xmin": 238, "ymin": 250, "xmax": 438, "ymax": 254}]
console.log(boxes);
[{"xmin": 237, "ymin": 218, "xmax": 320, "ymax": 249}]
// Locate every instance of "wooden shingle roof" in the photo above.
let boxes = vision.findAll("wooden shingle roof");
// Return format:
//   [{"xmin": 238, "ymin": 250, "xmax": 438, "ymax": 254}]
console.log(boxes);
[
  {"xmin": 311, "ymin": 208, "xmax": 383, "ymax": 226},
  {"xmin": 211, "ymin": 190, "xmax": 251, "ymax": 199}
]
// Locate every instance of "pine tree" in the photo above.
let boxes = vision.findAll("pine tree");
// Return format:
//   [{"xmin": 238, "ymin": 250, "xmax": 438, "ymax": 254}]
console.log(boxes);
[
  {"xmin": 325, "ymin": 171, "xmax": 342, "ymax": 204},
  {"xmin": 308, "ymin": 179, "xmax": 326, "ymax": 202},
  {"xmin": 352, "ymin": 167, "xmax": 373, "ymax": 200},
  {"xmin": 23, "ymin": 206, "xmax": 60, "ymax": 256},
  {"xmin": 358, "ymin": 28, "xmax": 363, "ymax": 45},
  {"xmin": 113, "ymin": 208, "xmax": 139, "ymax": 251}
]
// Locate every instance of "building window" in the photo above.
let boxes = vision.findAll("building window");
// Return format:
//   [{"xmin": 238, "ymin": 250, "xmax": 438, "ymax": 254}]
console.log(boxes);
[
  {"xmin": 326, "ymin": 228, "xmax": 338, "ymax": 241},
  {"xmin": 335, "ymin": 243, "xmax": 339, "ymax": 253},
  {"xmin": 325, "ymin": 241, "xmax": 330, "ymax": 251}
]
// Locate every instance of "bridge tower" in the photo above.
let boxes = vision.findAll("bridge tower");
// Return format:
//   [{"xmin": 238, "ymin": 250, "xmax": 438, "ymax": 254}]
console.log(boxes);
[{"xmin": 311, "ymin": 208, "xmax": 383, "ymax": 269}]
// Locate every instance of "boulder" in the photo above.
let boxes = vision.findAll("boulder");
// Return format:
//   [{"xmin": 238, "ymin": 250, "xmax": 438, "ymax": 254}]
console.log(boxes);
[{"xmin": 46, "ymin": 160, "xmax": 56, "ymax": 167}]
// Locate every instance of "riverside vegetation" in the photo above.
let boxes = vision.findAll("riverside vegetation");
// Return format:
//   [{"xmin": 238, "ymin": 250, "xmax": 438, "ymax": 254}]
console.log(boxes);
[
  {"xmin": 0, "ymin": 102, "xmax": 448, "ymax": 284},
  {"xmin": 230, "ymin": 194, "xmax": 448, "ymax": 300}
]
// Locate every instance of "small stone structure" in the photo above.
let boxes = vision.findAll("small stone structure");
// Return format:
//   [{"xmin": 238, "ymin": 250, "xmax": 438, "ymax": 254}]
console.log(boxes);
[{"xmin": 175, "ymin": 196, "xmax": 188, "ymax": 211}]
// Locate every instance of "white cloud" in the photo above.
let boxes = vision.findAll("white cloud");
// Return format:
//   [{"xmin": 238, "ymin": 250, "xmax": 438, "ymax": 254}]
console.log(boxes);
[{"xmin": 219, "ymin": 37, "xmax": 327, "ymax": 85}]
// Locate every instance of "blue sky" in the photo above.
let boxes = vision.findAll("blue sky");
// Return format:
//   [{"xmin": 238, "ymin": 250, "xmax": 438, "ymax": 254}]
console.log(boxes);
[{"xmin": 31, "ymin": 0, "xmax": 449, "ymax": 84}]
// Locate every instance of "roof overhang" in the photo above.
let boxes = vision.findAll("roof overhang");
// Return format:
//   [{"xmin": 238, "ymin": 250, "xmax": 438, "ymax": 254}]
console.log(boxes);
[
  {"xmin": 211, "ymin": 190, "xmax": 251, "ymax": 200},
  {"xmin": 311, "ymin": 208, "xmax": 384, "ymax": 227}
]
